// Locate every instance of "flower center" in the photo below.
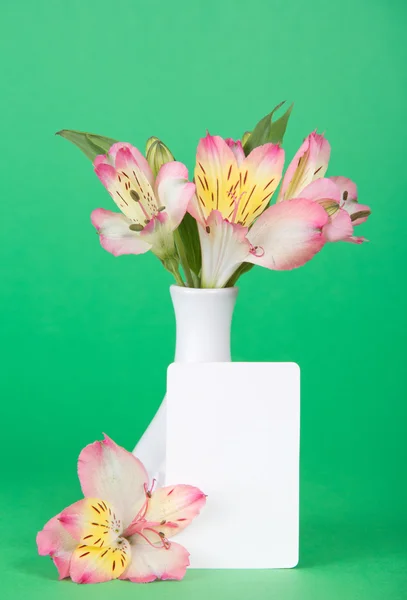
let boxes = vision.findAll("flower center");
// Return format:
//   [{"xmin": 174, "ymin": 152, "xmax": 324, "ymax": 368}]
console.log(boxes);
[{"xmin": 123, "ymin": 479, "xmax": 172, "ymax": 551}]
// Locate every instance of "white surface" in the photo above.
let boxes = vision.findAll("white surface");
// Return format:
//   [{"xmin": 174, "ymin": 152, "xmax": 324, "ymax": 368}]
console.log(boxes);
[
  {"xmin": 133, "ymin": 286, "xmax": 237, "ymax": 485},
  {"xmin": 166, "ymin": 362, "xmax": 300, "ymax": 569}
]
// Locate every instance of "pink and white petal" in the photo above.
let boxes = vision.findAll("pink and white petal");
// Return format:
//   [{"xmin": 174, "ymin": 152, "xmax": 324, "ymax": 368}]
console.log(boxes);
[
  {"xmin": 114, "ymin": 147, "xmax": 156, "ymax": 203},
  {"xmin": 199, "ymin": 210, "xmax": 251, "ymax": 288},
  {"xmin": 37, "ymin": 514, "xmax": 77, "ymax": 580},
  {"xmin": 341, "ymin": 201, "xmax": 371, "ymax": 225},
  {"xmin": 136, "ymin": 212, "xmax": 178, "ymax": 260},
  {"xmin": 94, "ymin": 154, "xmax": 110, "ymax": 168},
  {"xmin": 247, "ymin": 198, "xmax": 328, "ymax": 270},
  {"xmin": 78, "ymin": 434, "xmax": 149, "ymax": 530},
  {"xmin": 145, "ymin": 485, "xmax": 206, "ymax": 538},
  {"xmin": 329, "ymin": 176, "xmax": 358, "ymax": 201},
  {"xmin": 120, "ymin": 537, "xmax": 189, "ymax": 583},
  {"xmin": 94, "ymin": 163, "xmax": 118, "ymax": 192},
  {"xmin": 155, "ymin": 162, "xmax": 196, "ymax": 229},
  {"xmin": 225, "ymin": 138, "xmax": 245, "ymax": 166},
  {"xmin": 155, "ymin": 160, "xmax": 188, "ymax": 189},
  {"xmin": 236, "ymin": 143, "xmax": 285, "ymax": 226},
  {"xmin": 300, "ymin": 178, "xmax": 341, "ymax": 203},
  {"xmin": 194, "ymin": 134, "xmax": 240, "ymax": 220},
  {"xmin": 58, "ymin": 498, "xmax": 123, "ymax": 546},
  {"xmin": 108, "ymin": 142, "xmax": 154, "ymax": 187},
  {"xmin": 70, "ymin": 537, "xmax": 131, "ymax": 584},
  {"xmin": 91, "ymin": 209, "xmax": 152, "ymax": 257},
  {"xmin": 279, "ymin": 132, "xmax": 331, "ymax": 201},
  {"xmin": 323, "ymin": 208, "xmax": 354, "ymax": 242},
  {"xmin": 187, "ymin": 193, "xmax": 207, "ymax": 227}
]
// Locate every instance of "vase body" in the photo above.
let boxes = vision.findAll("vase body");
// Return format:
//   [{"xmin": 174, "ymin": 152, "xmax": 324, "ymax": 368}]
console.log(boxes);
[{"xmin": 133, "ymin": 285, "xmax": 238, "ymax": 484}]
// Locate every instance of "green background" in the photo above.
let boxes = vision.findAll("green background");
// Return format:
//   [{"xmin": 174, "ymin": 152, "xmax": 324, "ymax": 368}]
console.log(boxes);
[{"xmin": 1, "ymin": 0, "xmax": 406, "ymax": 598}]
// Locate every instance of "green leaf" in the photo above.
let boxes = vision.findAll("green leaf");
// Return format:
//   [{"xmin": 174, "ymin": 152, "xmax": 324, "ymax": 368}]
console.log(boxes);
[
  {"xmin": 226, "ymin": 262, "xmax": 255, "ymax": 287},
  {"xmin": 243, "ymin": 101, "xmax": 294, "ymax": 155},
  {"xmin": 56, "ymin": 129, "xmax": 118, "ymax": 161},
  {"xmin": 176, "ymin": 213, "xmax": 202, "ymax": 278}
]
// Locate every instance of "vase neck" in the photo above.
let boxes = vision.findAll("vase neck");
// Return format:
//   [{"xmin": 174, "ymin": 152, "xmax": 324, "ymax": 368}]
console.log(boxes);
[{"xmin": 170, "ymin": 286, "xmax": 238, "ymax": 363}]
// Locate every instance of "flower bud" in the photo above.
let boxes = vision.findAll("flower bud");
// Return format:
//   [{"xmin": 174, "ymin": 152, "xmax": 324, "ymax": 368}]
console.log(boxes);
[
  {"xmin": 145, "ymin": 136, "xmax": 160, "ymax": 154},
  {"xmin": 146, "ymin": 138, "xmax": 175, "ymax": 177},
  {"xmin": 241, "ymin": 131, "xmax": 251, "ymax": 146}
]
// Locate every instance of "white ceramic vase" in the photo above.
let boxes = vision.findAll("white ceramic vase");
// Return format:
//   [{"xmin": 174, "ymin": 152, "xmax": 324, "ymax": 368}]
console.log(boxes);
[{"xmin": 133, "ymin": 285, "xmax": 238, "ymax": 485}]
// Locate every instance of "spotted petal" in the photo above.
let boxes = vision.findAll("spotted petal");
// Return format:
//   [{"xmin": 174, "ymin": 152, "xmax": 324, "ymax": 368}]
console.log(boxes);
[
  {"xmin": 247, "ymin": 198, "xmax": 328, "ymax": 270},
  {"xmin": 330, "ymin": 176, "xmax": 371, "ymax": 225},
  {"xmin": 58, "ymin": 498, "xmax": 123, "ymax": 547},
  {"xmin": 104, "ymin": 142, "xmax": 154, "ymax": 187},
  {"xmin": 199, "ymin": 210, "xmax": 251, "ymax": 288},
  {"xmin": 120, "ymin": 536, "xmax": 189, "ymax": 583},
  {"xmin": 236, "ymin": 143, "xmax": 285, "ymax": 226},
  {"xmin": 78, "ymin": 434, "xmax": 149, "ymax": 530},
  {"xmin": 329, "ymin": 176, "xmax": 357, "ymax": 201},
  {"xmin": 70, "ymin": 537, "xmax": 131, "ymax": 584},
  {"xmin": 37, "ymin": 515, "xmax": 77, "ymax": 580},
  {"xmin": 279, "ymin": 132, "xmax": 331, "ymax": 201},
  {"xmin": 95, "ymin": 149, "xmax": 159, "ymax": 229},
  {"xmin": 145, "ymin": 484, "xmax": 206, "ymax": 538},
  {"xmin": 194, "ymin": 134, "xmax": 241, "ymax": 222}
]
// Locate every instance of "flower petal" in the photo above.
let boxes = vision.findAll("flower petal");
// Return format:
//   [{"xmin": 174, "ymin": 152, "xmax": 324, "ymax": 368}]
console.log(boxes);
[
  {"xmin": 323, "ymin": 208, "xmax": 354, "ymax": 242},
  {"xmin": 108, "ymin": 142, "xmax": 154, "ymax": 187},
  {"xmin": 78, "ymin": 434, "xmax": 149, "ymax": 529},
  {"xmin": 199, "ymin": 210, "xmax": 251, "ymax": 288},
  {"xmin": 95, "ymin": 150, "xmax": 159, "ymax": 227},
  {"xmin": 91, "ymin": 209, "xmax": 152, "ymax": 256},
  {"xmin": 236, "ymin": 143, "xmax": 285, "ymax": 226},
  {"xmin": 343, "ymin": 201, "xmax": 371, "ymax": 225},
  {"xmin": 194, "ymin": 134, "xmax": 240, "ymax": 221},
  {"xmin": 145, "ymin": 485, "xmax": 206, "ymax": 538},
  {"xmin": 329, "ymin": 176, "xmax": 357, "ymax": 201},
  {"xmin": 225, "ymin": 138, "xmax": 245, "ymax": 166},
  {"xmin": 37, "ymin": 515, "xmax": 77, "ymax": 580},
  {"xmin": 70, "ymin": 537, "xmax": 131, "ymax": 584},
  {"xmin": 247, "ymin": 198, "xmax": 328, "ymax": 270},
  {"xmin": 58, "ymin": 498, "xmax": 123, "ymax": 546},
  {"xmin": 279, "ymin": 132, "xmax": 331, "ymax": 201},
  {"xmin": 329, "ymin": 177, "xmax": 371, "ymax": 225},
  {"xmin": 299, "ymin": 178, "xmax": 341, "ymax": 203},
  {"xmin": 120, "ymin": 536, "xmax": 189, "ymax": 583},
  {"xmin": 155, "ymin": 162, "xmax": 196, "ymax": 229}
]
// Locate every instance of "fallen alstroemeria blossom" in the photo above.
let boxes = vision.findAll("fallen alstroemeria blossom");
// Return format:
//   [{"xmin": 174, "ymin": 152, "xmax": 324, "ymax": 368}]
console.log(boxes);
[{"xmin": 37, "ymin": 435, "xmax": 206, "ymax": 584}]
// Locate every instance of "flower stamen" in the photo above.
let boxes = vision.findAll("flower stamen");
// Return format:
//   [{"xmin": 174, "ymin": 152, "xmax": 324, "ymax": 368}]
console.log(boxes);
[{"xmin": 249, "ymin": 244, "xmax": 265, "ymax": 258}]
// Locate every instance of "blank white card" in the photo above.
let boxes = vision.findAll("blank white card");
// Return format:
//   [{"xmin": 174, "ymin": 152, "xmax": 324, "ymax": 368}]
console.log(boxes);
[{"xmin": 165, "ymin": 362, "xmax": 300, "ymax": 569}]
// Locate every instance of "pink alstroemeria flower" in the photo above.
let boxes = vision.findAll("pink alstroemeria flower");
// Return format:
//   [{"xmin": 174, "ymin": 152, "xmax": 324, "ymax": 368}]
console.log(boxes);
[
  {"xmin": 92, "ymin": 143, "xmax": 195, "ymax": 260},
  {"xmin": 278, "ymin": 132, "xmax": 371, "ymax": 244},
  {"xmin": 37, "ymin": 435, "xmax": 206, "ymax": 584},
  {"xmin": 188, "ymin": 133, "xmax": 328, "ymax": 287}
]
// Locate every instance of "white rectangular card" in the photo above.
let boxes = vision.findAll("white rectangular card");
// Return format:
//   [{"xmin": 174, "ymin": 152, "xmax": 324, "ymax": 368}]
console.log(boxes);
[{"xmin": 165, "ymin": 362, "xmax": 300, "ymax": 569}]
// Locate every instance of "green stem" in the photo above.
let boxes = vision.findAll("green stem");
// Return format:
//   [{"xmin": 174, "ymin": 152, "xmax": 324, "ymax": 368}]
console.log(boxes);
[
  {"xmin": 174, "ymin": 229, "xmax": 195, "ymax": 288},
  {"xmin": 170, "ymin": 263, "xmax": 185, "ymax": 287}
]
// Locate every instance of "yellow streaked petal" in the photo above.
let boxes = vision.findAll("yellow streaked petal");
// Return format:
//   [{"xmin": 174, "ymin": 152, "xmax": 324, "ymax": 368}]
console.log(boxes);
[
  {"xmin": 70, "ymin": 537, "xmax": 131, "ymax": 583},
  {"xmin": 235, "ymin": 144, "xmax": 285, "ymax": 226},
  {"xmin": 194, "ymin": 134, "xmax": 240, "ymax": 221}
]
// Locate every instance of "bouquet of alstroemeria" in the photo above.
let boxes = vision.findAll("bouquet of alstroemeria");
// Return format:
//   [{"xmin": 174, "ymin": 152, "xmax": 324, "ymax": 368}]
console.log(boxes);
[{"xmin": 59, "ymin": 102, "xmax": 370, "ymax": 288}]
